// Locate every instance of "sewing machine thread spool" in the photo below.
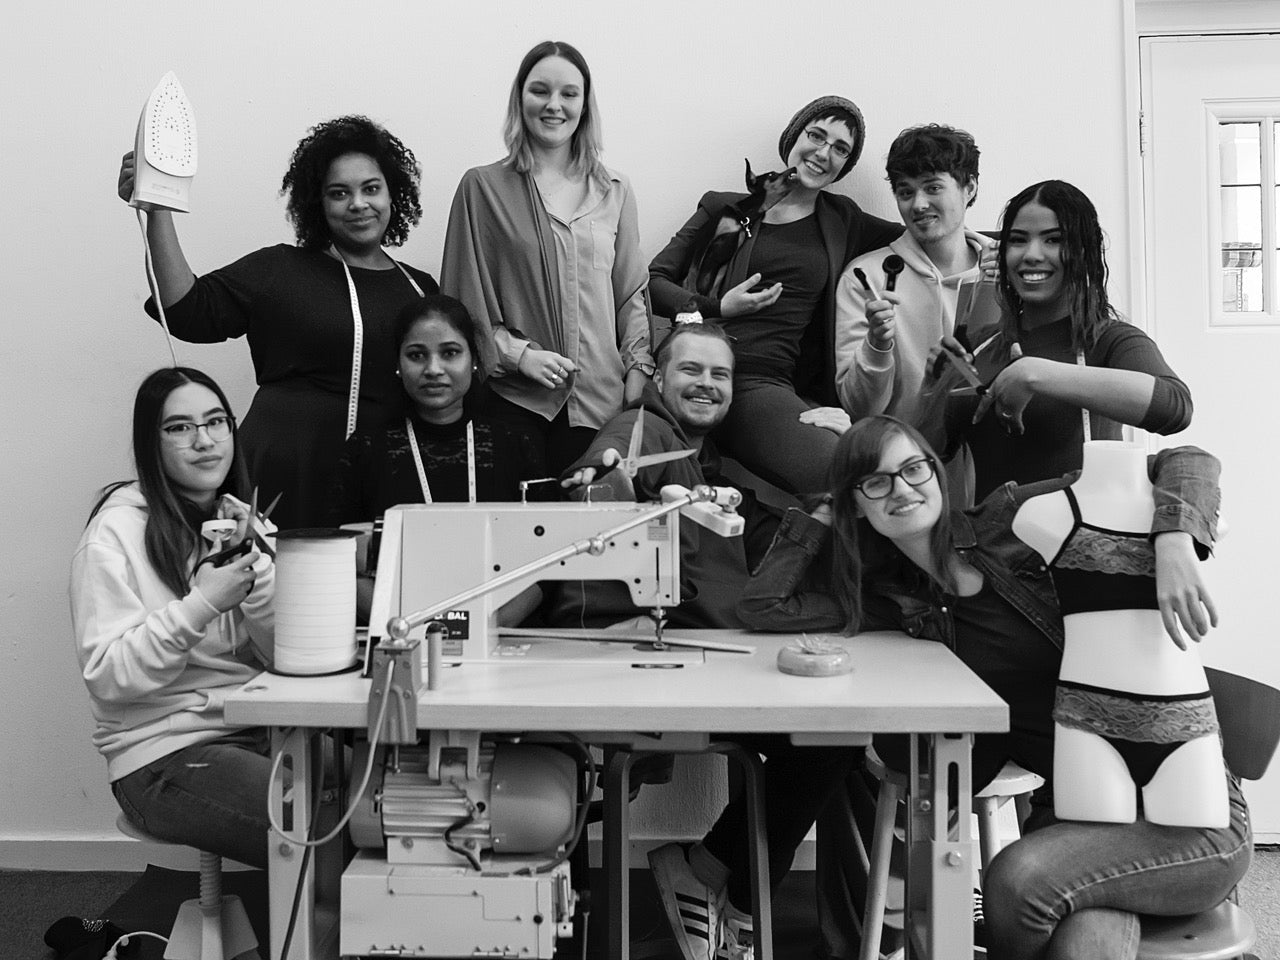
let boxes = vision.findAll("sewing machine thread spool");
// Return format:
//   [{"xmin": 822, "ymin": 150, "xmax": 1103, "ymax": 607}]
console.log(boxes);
[{"xmin": 274, "ymin": 528, "xmax": 359, "ymax": 675}]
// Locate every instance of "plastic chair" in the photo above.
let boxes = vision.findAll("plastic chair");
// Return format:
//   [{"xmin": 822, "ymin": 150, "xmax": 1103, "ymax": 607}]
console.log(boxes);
[
  {"xmin": 115, "ymin": 813, "xmax": 260, "ymax": 960},
  {"xmin": 858, "ymin": 752, "xmax": 1044, "ymax": 960},
  {"xmin": 1135, "ymin": 668, "xmax": 1280, "ymax": 960}
]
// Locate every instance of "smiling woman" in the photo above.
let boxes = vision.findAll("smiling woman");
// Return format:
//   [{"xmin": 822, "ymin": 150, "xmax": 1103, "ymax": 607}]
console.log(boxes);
[
  {"xmin": 648, "ymin": 96, "xmax": 904, "ymax": 496},
  {"xmin": 441, "ymin": 40, "xmax": 654, "ymax": 475},
  {"xmin": 116, "ymin": 115, "xmax": 439, "ymax": 529},
  {"xmin": 932, "ymin": 180, "xmax": 1193, "ymax": 499}
]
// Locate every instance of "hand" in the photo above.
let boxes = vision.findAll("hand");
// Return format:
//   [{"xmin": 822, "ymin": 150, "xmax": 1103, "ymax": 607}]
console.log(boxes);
[
  {"xmin": 194, "ymin": 546, "xmax": 261, "ymax": 613},
  {"xmin": 720, "ymin": 273, "xmax": 783, "ymax": 318},
  {"xmin": 809, "ymin": 495, "xmax": 834, "ymax": 527},
  {"xmin": 864, "ymin": 292, "xmax": 899, "ymax": 351},
  {"xmin": 927, "ymin": 336, "xmax": 973, "ymax": 383},
  {"xmin": 117, "ymin": 150, "xmax": 136, "ymax": 203},
  {"xmin": 560, "ymin": 447, "xmax": 635, "ymax": 499},
  {"xmin": 518, "ymin": 348, "xmax": 576, "ymax": 390},
  {"xmin": 979, "ymin": 239, "xmax": 999, "ymax": 282},
  {"xmin": 973, "ymin": 343, "xmax": 1034, "ymax": 432},
  {"xmin": 215, "ymin": 494, "xmax": 253, "ymax": 547},
  {"xmin": 1154, "ymin": 531, "xmax": 1219, "ymax": 649},
  {"xmin": 798, "ymin": 406, "xmax": 852, "ymax": 436}
]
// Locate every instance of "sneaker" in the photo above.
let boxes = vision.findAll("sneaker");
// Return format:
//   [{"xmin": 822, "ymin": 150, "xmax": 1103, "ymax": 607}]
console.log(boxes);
[
  {"xmin": 716, "ymin": 905, "xmax": 754, "ymax": 960},
  {"xmin": 649, "ymin": 843, "xmax": 721, "ymax": 960}
]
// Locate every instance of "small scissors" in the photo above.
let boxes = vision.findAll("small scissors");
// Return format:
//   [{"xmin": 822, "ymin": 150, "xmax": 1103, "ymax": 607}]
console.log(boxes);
[{"xmin": 604, "ymin": 408, "xmax": 696, "ymax": 479}]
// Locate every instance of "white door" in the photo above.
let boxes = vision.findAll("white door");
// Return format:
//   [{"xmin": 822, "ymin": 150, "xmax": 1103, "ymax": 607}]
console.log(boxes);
[{"xmin": 1142, "ymin": 34, "xmax": 1280, "ymax": 838}]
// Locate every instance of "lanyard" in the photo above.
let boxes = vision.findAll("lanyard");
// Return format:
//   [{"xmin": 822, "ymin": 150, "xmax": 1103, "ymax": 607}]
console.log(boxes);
[
  {"xmin": 405, "ymin": 417, "xmax": 476, "ymax": 504},
  {"xmin": 333, "ymin": 248, "xmax": 426, "ymax": 440}
]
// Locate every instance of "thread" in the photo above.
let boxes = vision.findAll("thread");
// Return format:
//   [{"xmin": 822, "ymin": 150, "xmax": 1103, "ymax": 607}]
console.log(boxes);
[{"xmin": 274, "ymin": 529, "xmax": 359, "ymax": 675}]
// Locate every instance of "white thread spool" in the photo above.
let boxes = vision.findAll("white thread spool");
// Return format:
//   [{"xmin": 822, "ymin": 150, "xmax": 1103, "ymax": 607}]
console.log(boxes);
[{"xmin": 273, "ymin": 529, "xmax": 359, "ymax": 675}]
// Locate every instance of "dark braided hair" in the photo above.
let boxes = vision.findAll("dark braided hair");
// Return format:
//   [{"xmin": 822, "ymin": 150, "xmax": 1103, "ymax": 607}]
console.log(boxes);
[
  {"xmin": 997, "ymin": 180, "xmax": 1120, "ymax": 351},
  {"xmin": 280, "ymin": 115, "xmax": 422, "ymax": 249}
]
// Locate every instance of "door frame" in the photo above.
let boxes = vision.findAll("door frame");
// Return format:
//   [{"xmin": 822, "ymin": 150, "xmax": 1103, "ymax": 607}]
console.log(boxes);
[{"xmin": 1126, "ymin": 0, "xmax": 1280, "ymax": 334}]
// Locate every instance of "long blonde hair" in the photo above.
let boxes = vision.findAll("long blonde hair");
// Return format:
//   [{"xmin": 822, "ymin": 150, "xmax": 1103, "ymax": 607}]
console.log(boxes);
[{"xmin": 502, "ymin": 40, "xmax": 608, "ymax": 187}]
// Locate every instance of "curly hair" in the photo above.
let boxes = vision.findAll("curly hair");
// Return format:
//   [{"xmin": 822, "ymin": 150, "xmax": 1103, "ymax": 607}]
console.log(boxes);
[
  {"xmin": 997, "ymin": 180, "xmax": 1120, "ymax": 350},
  {"xmin": 280, "ymin": 115, "xmax": 422, "ymax": 249},
  {"xmin": 885, "ymin": 124, "xmax": 980, "ymax": 206}
]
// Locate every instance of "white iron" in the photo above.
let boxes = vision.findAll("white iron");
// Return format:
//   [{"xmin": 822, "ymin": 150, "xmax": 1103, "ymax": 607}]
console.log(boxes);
[{"xmin": 130, "ymin": 71, "xmax": 197, "ymax": 213}]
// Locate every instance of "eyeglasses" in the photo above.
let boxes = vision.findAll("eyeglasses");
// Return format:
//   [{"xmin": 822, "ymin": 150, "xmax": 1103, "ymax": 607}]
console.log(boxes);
[
  {"xmin": 854, "ymin": 457, "xmax": 936, "ymax": 499},
  {"xmin": 804, "ymin": 127, "xmax": 853, "ymax": 161},
  {"xmin": 160, "ymin": 415, "xmax": 234, "ymax": 447}
]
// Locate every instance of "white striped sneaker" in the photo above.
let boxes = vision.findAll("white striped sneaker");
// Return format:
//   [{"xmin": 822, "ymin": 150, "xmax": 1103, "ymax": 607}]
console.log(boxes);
[
  {"xmin": 716, "ymin": 907, "xmax": 754, "ymax": 960},
  {"xmin": 649, "ymin": 843, "xmax": 722, "ymax": 960}
]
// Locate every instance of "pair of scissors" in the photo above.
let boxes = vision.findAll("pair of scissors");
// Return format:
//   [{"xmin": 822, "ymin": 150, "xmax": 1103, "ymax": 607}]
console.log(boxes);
[
  {"xmin": 249, "ymin": 488, "xmax": 282, "ymax": 559},
  {"xmin": 604, "ymin": 408, "xmax": 696, "ymax": 479},
  {"xmin": 941, "ymin": 344, "xmax": 989, "ymax": 396}
]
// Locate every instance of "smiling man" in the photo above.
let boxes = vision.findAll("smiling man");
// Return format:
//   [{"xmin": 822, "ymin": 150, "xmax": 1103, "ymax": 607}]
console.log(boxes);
[
  {"xmin": 557, "ymin": 321, "xmax": 781, "ymax": 630},
  {"xmin": 834, "ymin": 124, "xmax": 992, "ymax": 428}
]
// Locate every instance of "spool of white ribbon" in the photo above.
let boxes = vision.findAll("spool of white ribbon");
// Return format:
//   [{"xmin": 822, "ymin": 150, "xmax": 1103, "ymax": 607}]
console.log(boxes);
[{"xmin": 273, "ymin": 529, "xmax": 359, "ymax": 675}]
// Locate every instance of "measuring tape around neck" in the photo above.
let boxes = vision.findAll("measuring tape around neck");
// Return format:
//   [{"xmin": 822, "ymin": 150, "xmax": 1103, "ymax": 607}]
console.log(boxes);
[
  {"xmin": 405, "ymin": 417, "xmax": 476, "ymax": 504},
  {"xmin": 333, "ymin": 247, "xmax": 426, "ymax": 440}
]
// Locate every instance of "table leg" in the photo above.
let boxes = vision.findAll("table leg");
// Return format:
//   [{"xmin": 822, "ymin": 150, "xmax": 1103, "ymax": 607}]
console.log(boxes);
[
  {"xmin": 906, "ymin": 732, "xmax": 973, "ymax": 960},
  {"xmin": 715, "ymin": 743, "xmax": 773, "ymax": 960},
  {"xmin": 603, "ymin": 747, "xmax": 634, "ymax": 960},
  {"xmin": 268, "ymin": 726, "xmax": 317, "ymax": 960}
]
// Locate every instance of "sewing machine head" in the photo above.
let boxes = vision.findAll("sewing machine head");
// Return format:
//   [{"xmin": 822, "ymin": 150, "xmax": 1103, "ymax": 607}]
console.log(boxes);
[{"xmin": 369, "ymin": 502, "xmax": 683, "ymax": 661}]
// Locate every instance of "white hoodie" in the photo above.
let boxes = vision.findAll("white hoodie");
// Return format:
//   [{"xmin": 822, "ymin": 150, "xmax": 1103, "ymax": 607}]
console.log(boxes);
[
  {"xmin": 834, "ymin": 229, "xmax": 990, "ymax": 426},
  {"xmin": 70, "ymin": 484, "xmax": 274, "ymax": 781}
]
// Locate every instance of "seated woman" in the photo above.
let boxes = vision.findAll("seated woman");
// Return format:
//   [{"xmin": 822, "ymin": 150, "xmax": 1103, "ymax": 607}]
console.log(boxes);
[
  {"xmin": 327, "ymin": 294, "xmax": 548, "ymax": 618},
  {"xmin": 928, "ymin": 180, "xmax": 1191, "ymax": 502},
  {"xmin": 71, "ymin": 368, "xmax": 274, "ymax": 868},
  {"xmin": 739, "ymin": 416, "xmax": 1250, "ymax": 960},
  {"xmin": 649, "ymin": 96, "xmax": 902, "ymax": 495}
]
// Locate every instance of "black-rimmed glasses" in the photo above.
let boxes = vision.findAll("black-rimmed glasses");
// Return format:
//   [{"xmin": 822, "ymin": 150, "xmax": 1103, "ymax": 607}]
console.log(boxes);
[
  {"xmin": 160, "ymin": 415, "xmax": 234, "ymax": 447},
  {"xmin": 854, "ymin": 457, "xmax": 936, "ymax": 499},
  {"xmin": 804, "ymin": 127, "xmax": 853, "ymax": 161}
]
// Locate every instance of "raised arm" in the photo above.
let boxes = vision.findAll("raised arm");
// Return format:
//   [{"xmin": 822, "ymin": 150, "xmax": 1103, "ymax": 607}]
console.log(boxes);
[{"xmin": 118, "ymin": 150, "xmax": 196, "ymax": 307}]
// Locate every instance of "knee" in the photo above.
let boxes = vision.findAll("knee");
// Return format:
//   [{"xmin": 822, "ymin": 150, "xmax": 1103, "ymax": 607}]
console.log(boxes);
[{"xmin": 984, "ymin": 838, "xmax": 1061, "ymax": 932}]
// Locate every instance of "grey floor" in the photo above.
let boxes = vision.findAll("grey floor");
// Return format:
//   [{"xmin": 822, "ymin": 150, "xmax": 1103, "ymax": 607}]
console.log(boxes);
[{"xmin": 5, "ymin": 850, "xmax": 1278, "ymax": 959}]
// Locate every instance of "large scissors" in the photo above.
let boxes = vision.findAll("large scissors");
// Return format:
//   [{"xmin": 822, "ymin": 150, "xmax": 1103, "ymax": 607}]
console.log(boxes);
[
  {"xmin": 603, "ymin": 408, "xmax": 696, "ymax": 479},
  {"xmin": 249, "ymin": 489, "xmax": 282, "ymax": 559}
]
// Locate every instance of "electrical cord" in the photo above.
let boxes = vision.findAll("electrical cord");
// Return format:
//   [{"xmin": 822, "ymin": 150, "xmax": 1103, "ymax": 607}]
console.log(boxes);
[
  {"xmin": 266, "ymin": 668, "xmax": 393, "ymax": 849},
  {"xmin": 135, "ymin": 209, "xmax": 179, "ymax": 367},
  {"xmin": 511, "ymin": 735, "xmax": 597, "ymax": 877},
  {"xmin": 104, "ymin": 928, "xmax": 168, "ymax": 958}
]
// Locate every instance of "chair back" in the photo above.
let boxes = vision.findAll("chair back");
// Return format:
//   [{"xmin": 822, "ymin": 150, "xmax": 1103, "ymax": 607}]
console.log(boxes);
[{"xmin": 1206, "ymin": 667, "xmax": 1280, "ymax": 781}]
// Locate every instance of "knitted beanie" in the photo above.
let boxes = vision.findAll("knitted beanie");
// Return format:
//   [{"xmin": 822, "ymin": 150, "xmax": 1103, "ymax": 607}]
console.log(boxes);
[{"xmin": 778, "ymin": 95, "xmax": 865, "ymax": 180}]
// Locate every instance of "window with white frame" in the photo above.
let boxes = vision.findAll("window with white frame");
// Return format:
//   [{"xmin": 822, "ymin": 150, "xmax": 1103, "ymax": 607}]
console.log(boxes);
[{"xmin": 1215, "ymin": 114, "xmax": 1278, "ymax": 318}]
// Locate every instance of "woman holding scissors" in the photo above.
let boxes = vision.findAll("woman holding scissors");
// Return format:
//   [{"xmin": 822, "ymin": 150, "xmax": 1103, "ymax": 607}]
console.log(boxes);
[
  {"xmin": 930, "ymin": 180, "xmax": 1191, "ymax": 500},
  {"xmin": 71, "ymin": 367, "xmax": 275, "ymax": 869}
]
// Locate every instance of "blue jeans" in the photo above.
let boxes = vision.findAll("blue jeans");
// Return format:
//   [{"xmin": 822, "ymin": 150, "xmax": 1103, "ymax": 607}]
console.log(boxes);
[
  {"xmin": 716, "ymin": 376, "xmax": 839, "ymax": 496},
  {"xmin": 112, "ymin": 729, "xmax": 273, "ymax": 869},
  {"xmin": 982, "ymin": 775, "xmax": 1251, "ymax": 960}
]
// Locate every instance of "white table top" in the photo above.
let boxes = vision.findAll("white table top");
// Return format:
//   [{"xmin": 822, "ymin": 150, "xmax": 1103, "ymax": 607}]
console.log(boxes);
[{"xmin": 226, "ymin": 630, "xmax": 1008, "ymax": 736}]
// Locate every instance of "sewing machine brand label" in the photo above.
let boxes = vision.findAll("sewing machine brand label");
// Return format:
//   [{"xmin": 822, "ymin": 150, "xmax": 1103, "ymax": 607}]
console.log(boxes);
[
  {"xmin": 647, "ymin": 516, "xmax": 670, "ymax": 541},
  {"xmin": 442, "ymin": 609, "xmax": 469, "ymax": 657}
]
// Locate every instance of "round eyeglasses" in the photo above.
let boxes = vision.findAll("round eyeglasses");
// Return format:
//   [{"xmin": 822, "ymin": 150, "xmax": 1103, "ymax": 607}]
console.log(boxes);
[
  {"xmin": 160, "ymin": 415, "xmax": 234, "ymax": 447},
  {"xmin": 854, "ymin": 457, "xmax": 936, "ymax": 499}
]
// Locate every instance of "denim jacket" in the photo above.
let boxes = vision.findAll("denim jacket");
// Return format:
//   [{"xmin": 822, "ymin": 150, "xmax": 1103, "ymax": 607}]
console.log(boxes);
[{"xmin": 738, "ymin": 446, "xmax": 1220, "ymax": 650}]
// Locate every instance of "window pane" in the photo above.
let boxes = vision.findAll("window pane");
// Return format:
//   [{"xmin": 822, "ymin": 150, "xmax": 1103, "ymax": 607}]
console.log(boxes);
[
  {"xmin": 1219, "ymin": 122, "xmax": 1261, "ymax": 184},
  {"xmin": 1221, "ymin": 185, "xmax": 1262, "ymax": 245}
]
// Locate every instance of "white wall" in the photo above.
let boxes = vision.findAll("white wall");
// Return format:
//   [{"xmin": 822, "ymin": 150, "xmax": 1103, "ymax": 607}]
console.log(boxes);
[{"xmin": 0, "ymin": 0, "xmax": 1147, "ymax": 867}]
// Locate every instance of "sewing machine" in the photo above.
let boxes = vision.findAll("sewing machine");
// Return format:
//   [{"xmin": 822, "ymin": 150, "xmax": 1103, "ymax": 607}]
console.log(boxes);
[
  {"xmin": 368, "ymin": 485, "xmax": 745, "ymax": 665},
  {"xmin": 332, "ymin": 485, "xmax": 745, "ymax": 958}
]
